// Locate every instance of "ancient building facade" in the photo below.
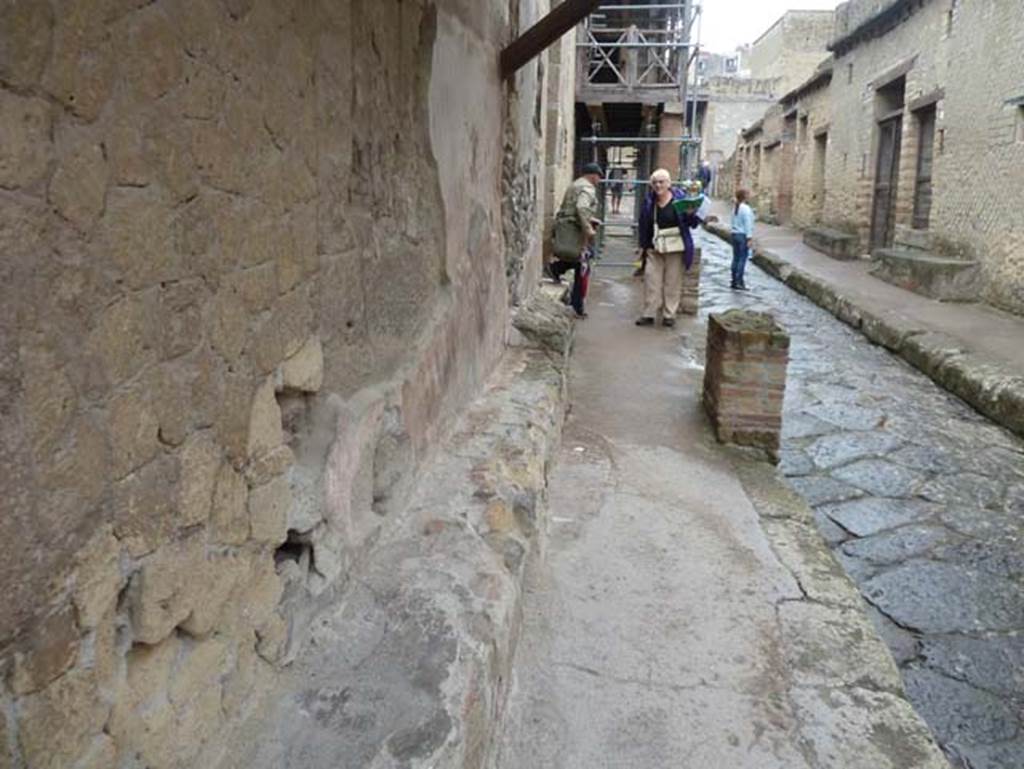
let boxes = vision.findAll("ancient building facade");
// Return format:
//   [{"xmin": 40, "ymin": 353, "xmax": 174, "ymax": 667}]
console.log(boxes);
[
  {"xmin": 727, "ymin": 0, "xmax": 1024, "ymax": 315},
  {"xmin": 691, "ymin": 11, "xmax": 831, "ymax": 194},
  {"xmin": 0, "ymin": 1, "xmax": 574, "ymax": 766},
  {"xmin": 699, "ymin": 76, "xmax": 780, "ymax": 185},
  {"xmin": 728, "ymin": 60, "xmax": 834, "ymax": 226},
  {"xmin": 785, "ymin": 64, "xmax": 834, "ymax": 231},
  {"xmin": 746, "ymin": 10, "xmax": 835, "ymax": 95}
]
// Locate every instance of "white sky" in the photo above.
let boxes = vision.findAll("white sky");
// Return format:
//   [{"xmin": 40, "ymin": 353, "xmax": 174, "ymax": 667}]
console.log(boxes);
[{"xmin": 699, "ymin": 1, "xmax": 843, "ymax": 54}]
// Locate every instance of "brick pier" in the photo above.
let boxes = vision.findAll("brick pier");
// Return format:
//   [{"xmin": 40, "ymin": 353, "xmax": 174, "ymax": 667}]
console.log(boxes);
[{"xmin": 702, "ymin": 309, "xmax": 790, "ymax": 459}]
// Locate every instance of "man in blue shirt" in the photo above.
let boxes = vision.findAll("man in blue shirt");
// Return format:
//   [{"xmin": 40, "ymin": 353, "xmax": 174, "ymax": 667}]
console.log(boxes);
[{"xmin": 730, "ymin": 189, "xmax": 755, "ymax": 290}]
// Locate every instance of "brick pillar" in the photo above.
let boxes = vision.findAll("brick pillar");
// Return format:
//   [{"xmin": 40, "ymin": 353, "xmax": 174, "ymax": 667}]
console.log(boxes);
[
  {"xmin": 678, "ymin": 246, "xmax": 701, "ymax": 314},
  {"xmin": 657, "ymin": 112, "xmax": 683, "ymax": 178},
  {"xmin": 702, "ymin": 310, "xmax": 789, "ymax": 459}
]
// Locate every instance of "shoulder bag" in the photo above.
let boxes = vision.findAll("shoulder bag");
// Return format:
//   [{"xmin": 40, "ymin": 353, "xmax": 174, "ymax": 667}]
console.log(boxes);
[
  {"xmin": 552, "ymin": 215, "xmax": 583, "ymax": 262},
  {"xmin": 653, "ymin": 203, "xmax": 686, "ymax": 254}
]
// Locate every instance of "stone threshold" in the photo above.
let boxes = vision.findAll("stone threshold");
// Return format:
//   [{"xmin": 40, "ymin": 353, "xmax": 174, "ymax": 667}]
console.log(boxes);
[
  {"xmin": 704, "ymin": 222, "xmax": 1024, "ymax": 441},
  {"xmin": 803, "ymin": 226, "xmax": 859, "ymax": 261},
  {"xmin": 871, "ymin": 247, "xmax": 980, "ymax": 302},
  {"xmin": 217, "ymin": 293, "xmax": 573, "ymax": 769}
]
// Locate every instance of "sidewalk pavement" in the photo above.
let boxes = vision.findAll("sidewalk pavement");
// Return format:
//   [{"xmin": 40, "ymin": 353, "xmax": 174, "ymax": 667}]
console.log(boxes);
[
  {"xmin": 495, "ymin": 266, "xmax": 948, "ymax": 769},
  {"xmin": 704, "ymin": 200, "xmax": 1024, "ymax": 440}
]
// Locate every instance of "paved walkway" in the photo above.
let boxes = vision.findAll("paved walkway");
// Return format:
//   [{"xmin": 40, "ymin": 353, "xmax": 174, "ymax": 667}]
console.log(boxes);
[
  {"xmin": 706, "ymin": 200, "xmax": 1024, "ymax": 369},
  {"xmin": 493, "ymin": 250, "xmax": 948, "ymax": 769}
]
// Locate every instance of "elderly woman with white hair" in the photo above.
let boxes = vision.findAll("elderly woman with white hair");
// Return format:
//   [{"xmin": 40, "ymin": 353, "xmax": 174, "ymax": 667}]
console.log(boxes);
[{"xmin": 635, "ymin": 168, "xmax": 707, "ymax": 327}]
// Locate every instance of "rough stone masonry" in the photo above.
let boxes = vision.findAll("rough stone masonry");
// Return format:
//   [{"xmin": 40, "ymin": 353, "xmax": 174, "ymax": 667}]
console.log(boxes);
[{"xmin": 0, "ymin": 1, "xmax": 574, "ymax": 766}]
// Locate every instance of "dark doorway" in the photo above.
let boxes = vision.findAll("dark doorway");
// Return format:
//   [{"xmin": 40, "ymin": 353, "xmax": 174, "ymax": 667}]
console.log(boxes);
[
  {"xmin": 870, "ymin": 117, "xmax": 901, "ymax": 249},
  {"xmin": 870, "ymin": 77, "xmax": 906, "ymax": 250},
  {"xmin": 812, "ymin": 132, "xmax": 828, "ymax": 222}
]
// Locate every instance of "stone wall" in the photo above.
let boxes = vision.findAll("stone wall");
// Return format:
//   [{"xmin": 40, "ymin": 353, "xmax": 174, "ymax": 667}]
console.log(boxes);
[
  {"xmin": 747, "ymin": 10, "xmax": 834, "ymax": 94},
  {"xmin": 825, "ymin": 0, "xmax": 1024, "ymax": 311},
  {"xmin": 929, "ymin": 0, "xmax": 1024, "ymax": 312},
  {"xmin": 736, "ymin": 104, "xmax": 786, "ymax": 221},
  {"xmin": 789, "ymin": 76, "xmax": 833, "ymax": 230},
  {"xmin": 725, "ymin": 0, "xmax": 1024, "ymax": 313},
  {"xmin": 656, "ymin": 110, "xmax": 684, "ymax": 178},
  {"xmin": 541, "ymin": 9, "xmax": 576, "ymax": 262},
  {"xmin": 0, "ymin": 1, "xmax": 568, "ymax": 766},
  {"xmin": 833, "ymin": 0, "xmax": 900, "ymax": 39},
  {"xmin": 502, "ymin": 0, "xmax": 552, "ymax": 305},
  {"xmin": 700, "ymin": 78, "xmax": 778, "ymax": 174}
]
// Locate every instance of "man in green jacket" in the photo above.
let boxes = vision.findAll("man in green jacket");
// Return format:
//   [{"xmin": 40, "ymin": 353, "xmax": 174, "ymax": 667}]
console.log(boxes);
[{"xmin": 549, "ymin": 162, "xmax": 602, "ymax": 318}]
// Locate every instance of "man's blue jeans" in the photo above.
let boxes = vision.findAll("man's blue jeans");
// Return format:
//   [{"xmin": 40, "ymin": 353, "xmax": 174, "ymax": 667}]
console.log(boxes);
[
  {"xmin": 550, "ymin": 248, "xmax": 591, "ymax": 315},
  {"xmin": 730, "ymin": 233, "xmax": 749, "ymax": 287}
]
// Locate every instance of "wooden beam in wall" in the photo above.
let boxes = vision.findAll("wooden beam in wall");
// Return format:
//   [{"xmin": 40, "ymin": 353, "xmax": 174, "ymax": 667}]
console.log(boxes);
[{"xmin": 500, "ymin": 0, "xmax": 601, "ymax": 79}]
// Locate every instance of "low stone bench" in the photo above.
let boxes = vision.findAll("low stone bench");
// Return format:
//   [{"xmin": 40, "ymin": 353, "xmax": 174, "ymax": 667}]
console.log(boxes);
[
  {"xmin": 871, "ymin": 248, "xmax": 980, "ymax": 302},
  {"xmin": 803, "ymin": 227, "xmax": 858, "ymax": 260}
]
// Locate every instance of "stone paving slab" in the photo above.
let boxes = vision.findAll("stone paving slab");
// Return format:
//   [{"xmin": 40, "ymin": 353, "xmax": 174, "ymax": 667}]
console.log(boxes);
[{"xmin": 703, "ymin": 212, "xmax": 1024, "ymax": 440}]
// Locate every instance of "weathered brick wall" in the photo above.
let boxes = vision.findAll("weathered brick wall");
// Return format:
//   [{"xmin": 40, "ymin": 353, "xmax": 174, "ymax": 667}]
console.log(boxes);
[
  {"xmin": 824, "ymin": 0, "xmax": 1024, "ymax": 311},
  {"xmin": 833, "ymin": 0, "xmax": 899, "ymax": 38},
  {"xmin": 748, "ymin": 10, "xmax": 833, "ymax": 94},
  {"xmin": 0, "ymin": 1, "xmax": 563, "ymax": 766},
  {"xmin": 747, "ymin": 105, "xmax": 785, "ymax": 220},
  {"xmin": 700, "ymin": 79, "xmax": 778, "ymax": 171},
  {"xmin": 503, "ymin": 0, "xmax": 555, "ymax": 305},
  {"xmin": 542, "ymin": 29, "xmax": 576, "ymax": 261},
  {"xmin": 931, "ymin": 0, "xmax": 1024, "ymax": 312},
  {"xmin": 703, "ymin": 310, "xmax": 790, "ymax": 458},
  {"xmin": 718, "ymin": 152, "xmax": 737, "ymax": 200},
  {"xmin": 657, "ymin": 111, "xmax": 684, "ymax": 178},
  {"xmin": 790, "ymin": 81, "xmax": 833, "ymax": 229},
  {"xmin": 726, "ymin": 0, "xmax": 1024, "ymax": 312},
  {"xmin": 822, "ymin": 3, "xmax": 953, "ymax": 251}
]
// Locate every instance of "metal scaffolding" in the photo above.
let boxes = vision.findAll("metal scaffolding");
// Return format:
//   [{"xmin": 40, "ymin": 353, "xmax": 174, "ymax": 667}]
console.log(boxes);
[
  {"xmin": 576, "ymin": 1, "xmax": 702, "ymax": 105},
  {"xmin": 573, "ymin": 2, "xmax": 705, "ymax": 255}
]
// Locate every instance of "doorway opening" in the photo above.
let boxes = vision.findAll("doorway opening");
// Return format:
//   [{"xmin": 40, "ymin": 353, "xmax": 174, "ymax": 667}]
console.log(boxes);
[{"xmin": 870, "ymin": 77, "xmax": 906, "ymax": 250}]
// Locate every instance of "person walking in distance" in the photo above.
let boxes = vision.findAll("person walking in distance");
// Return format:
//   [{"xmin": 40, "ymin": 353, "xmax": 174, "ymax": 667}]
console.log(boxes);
[
  {"xmin": 697, "ymin": 160, "xmax": 713, "ymax": 198},
  {"xmin": 549, "ymin": 162, "xmax": 603, "ymax": 318},
  {"xmin": 635, "ymin": 168, "xmax": 705, "ymax": 328},
  {"xmin": 730, "ymin": 188, "xmax": 755, "ymax": 290},
  {"xmin": 608, "ymin": 167, "xmax": 624, "ymax": 214}
]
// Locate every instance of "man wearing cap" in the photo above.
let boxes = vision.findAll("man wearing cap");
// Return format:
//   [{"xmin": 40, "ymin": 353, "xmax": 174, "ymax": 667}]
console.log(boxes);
[{"xmin": 548, "ymin": 162, "xmax": 603, "ymax": 318}]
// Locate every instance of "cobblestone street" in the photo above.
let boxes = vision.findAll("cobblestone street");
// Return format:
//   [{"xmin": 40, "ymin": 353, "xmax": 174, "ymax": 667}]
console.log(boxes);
[{"xmin": 682, "ymin": 230, "xmax": 1024, "ymax": 767}]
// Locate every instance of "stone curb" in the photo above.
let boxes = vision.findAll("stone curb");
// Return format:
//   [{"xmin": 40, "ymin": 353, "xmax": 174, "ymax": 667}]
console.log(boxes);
[
  {"xmin": 221, "ymin": 292, "xmax": 572, "ymax": 769},
  {"xmin": 704, "ymin": 222, "xmax": 1024, "ymax": 441},
  {"xmin": 729, "ymin": 452, "xmax": 951, "ymax": 769}
]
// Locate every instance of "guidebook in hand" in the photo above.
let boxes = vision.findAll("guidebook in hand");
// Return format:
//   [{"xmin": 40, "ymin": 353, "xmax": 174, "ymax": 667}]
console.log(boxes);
[{"xmin": 671, "ymin": 179, "xmax": 707, "ymax": 216}]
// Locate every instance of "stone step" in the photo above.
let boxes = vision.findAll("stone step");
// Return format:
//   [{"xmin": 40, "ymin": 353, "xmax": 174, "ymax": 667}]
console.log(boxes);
[
  {"xmin": 871, "ymin": 248, "xmax": 980, "ymax": 302},
  {"xmin": 803, "ymin": 226, "xmax": 859, "ymax": 260}
]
